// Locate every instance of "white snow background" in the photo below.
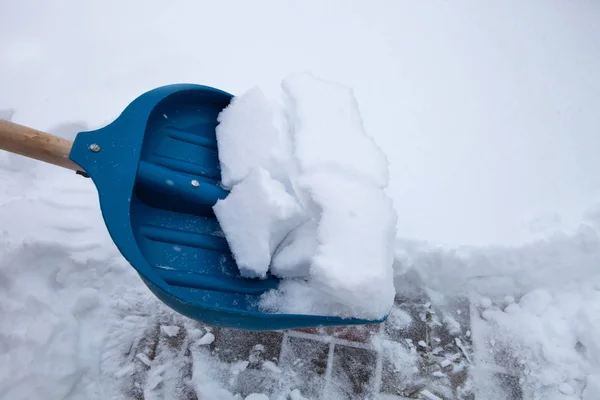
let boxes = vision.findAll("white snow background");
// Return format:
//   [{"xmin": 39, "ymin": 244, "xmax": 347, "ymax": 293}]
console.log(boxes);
[{"xmin": 1, "ymin": 1, "xmax": 600, "ymax": 399}]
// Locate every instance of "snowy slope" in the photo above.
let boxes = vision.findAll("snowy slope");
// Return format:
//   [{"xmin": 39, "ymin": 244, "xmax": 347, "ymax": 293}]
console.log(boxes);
[{"xmin": 2, "ymin": 1, "xmax": 600, "ymax": 399}]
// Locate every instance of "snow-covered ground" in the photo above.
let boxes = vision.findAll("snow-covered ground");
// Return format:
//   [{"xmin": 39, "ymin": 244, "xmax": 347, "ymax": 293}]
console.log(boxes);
[{"xmin": 2, "ymin": 1, "xmax": 600, "ymax": 399}]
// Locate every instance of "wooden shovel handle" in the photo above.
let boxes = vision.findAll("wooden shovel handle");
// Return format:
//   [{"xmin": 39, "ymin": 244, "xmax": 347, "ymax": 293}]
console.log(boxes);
[{"xmin": 0, "ymin": 120, "xmax": 81, "ymax": 171}]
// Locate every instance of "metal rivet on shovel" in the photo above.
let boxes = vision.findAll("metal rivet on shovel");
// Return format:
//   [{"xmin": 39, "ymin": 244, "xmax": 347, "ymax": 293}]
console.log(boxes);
[
  {"xmin": 191, "ymin": 179, "xmax": 200, "ymax": 187},
  {"xmin": 89, "ymin": 143, "xmax": 101, "ymax": 152}
]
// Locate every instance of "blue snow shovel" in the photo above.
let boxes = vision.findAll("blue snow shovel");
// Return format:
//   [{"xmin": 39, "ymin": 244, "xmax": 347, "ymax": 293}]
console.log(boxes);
[{"xmin": 0, "ymin": 84, "xmax": 387, "ymax": 331}]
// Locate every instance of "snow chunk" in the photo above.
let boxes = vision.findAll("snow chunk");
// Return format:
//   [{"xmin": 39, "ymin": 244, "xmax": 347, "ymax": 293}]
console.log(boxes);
[
  {"xmin": 282, "ymin": 72, "xmax": 389, "ymax": 188},
  {"xmin": 519, "ymin": 289, "xmax": 552, "ymax": 316},
  {"xmin": 136, "ymin": 353, "xmax": 152, "ymax": 367},
  {"xmin": 262, "ymin": 360, "xmax": 282, "ymax": 374},
  {"xmin": 299, "ymin": 170, "xmax": 396, "ymax": 318},
  {"xmin": 259, "ymin": 170, "xmax": 396, "ymax": 319},
  {"xmin": 215, "ymin": 87, "xmax": 290, "ymax": 189},
  {"xmin": 479, "ymin": 297, "xmax": 492, "ymax": 309},
  {"xmin": 229, "ymin": 360, "xmax": 249, "ymax": 375},
  {"xmin": 388, "ymin": 307, "xmax": 413, "ymax": 330},
  {"xmin": 160, "ymin": 325, "xmax": 180, "ymax": 337},
  {"xmin": 290, "ymin": 389, "xmax": 308, "ymax": 400},
  {"xmin": 187, "ymin": 328, "xmax": 206, "ymax": 340},
  {"xmin": 420, "ymin": 389, "xmax": 442, "ymax": 400},
  {"xmin": 245, "ymin": 394, "xmax": 269, "ymax": 400},
  {"xmin": 146, "ymin": 365, "xmax": 166, "ymax": 390},
  {"xmin": 443, "ymin": 313, "xmax": 461, "ymax": 335},
  {"xmin": 270, "ymin": 219, "xmax": 317, "ymax": 278},
  {"xmin": 215, "ymin": 73, "xmax": 395, "ymax": 319},
  {"xmin": 260, "ymin": 170, "xmax": 396, "ymax": 319},
  {"xmin": 371, "ymin": 335, "xmax": 419, "ymax": 379},
  {"xmin": 197, "ymin": 332, "xmax": 215, "ymax": 346},
  {"xmin": 504, "ymin": 303, "xmax": 521, "ymax": 314},
  {"xmin": 213, "ymin": 167, "xmax": 306, "ymax": 278},
  {"xmin": 114, "ymin": 364, "xmax": 135, "ymax": 379}
]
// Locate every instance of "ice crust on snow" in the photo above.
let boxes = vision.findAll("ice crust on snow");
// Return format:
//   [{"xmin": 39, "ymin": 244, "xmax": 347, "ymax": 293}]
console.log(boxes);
[{"xmin": 213, "ymin": 73, "xmax": 397, "ymax": 319}]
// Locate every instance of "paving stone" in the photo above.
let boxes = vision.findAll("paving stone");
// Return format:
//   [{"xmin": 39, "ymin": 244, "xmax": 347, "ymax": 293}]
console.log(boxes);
[
  {"xmin": 279, "ymin": 336, "xmax": 330, "ymax": 399},
  {"xmin": 329, "ymin": 345, "xmax": 378, "ymax": 399},
  {"xmin": 211, "ymin": 328, "xmax": 283, "ymax": 364},
  {"xmin": 109, "ymin": 294, "xmax": 516, "ymax": 399}
]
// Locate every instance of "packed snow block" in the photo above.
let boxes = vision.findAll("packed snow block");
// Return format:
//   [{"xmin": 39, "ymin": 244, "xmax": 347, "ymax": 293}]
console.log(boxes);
[
  {"xmin": 271, "ymin": 218, "xmax": 318, "ymax": 278},
  {"xmin": 215, "ymin": 87, "xmax": 291, "ymax": 189},
  {"xmin": 263, "ymin": 170, "xmax": 397, "ymax": 319},
  {"xmin": 213, "ymin": 167, "xmax": 307, "ymax": 279},
  {"xmin": 301, "ymin": 170, "xmax": 397, "ymax": 318},
  {"xmin": 282, "ymin": 72, "xmax": 389, "ymax": 188},
  {"xmin": 258, "ymin": 169, "xmax": 400, "ymax": 319},
  {"xmin": 214, "ymin": 73, "xmax": 396, "ymax": 318}
]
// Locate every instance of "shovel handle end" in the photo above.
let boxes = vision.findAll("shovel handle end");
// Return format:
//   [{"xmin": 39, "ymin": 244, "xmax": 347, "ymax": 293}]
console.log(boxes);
[{"xmin": 0, "ymin": 120, "xmax": 81, "ymax": 171}]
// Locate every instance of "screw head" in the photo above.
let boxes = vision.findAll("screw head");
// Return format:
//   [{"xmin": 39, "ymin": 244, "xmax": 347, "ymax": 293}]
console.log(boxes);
[
  {"xmin": 89, "ymin": 143, "xmax": 101, "ymax": 152},
  {"xmin": 191, "ymin": 179, "xmax": 200, "ymax": 187}
]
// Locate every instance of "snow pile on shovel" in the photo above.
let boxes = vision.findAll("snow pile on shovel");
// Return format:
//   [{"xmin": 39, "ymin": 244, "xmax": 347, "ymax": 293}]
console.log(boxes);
[{"xmin": 213, "ymin": 73, "xmax": 397, "ymax": 320}]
